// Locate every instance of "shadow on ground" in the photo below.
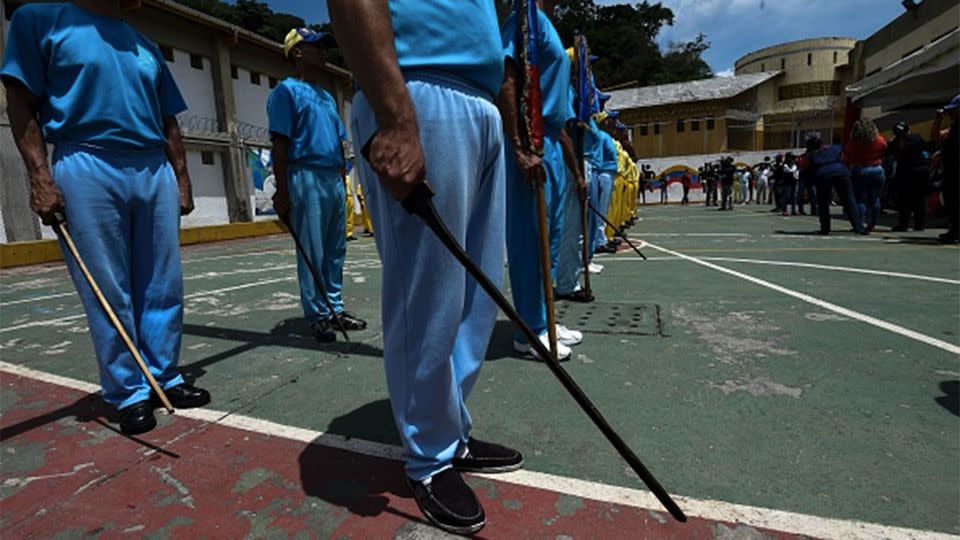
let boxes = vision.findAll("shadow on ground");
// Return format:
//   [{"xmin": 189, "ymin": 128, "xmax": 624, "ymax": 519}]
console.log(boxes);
[
  {"xmin": 179, "ymin": 319, "xmax": 385, "ymax": 379},
  {"xmin": 936, "ymin": 380, "xmax": 959, "ymax": 416}
]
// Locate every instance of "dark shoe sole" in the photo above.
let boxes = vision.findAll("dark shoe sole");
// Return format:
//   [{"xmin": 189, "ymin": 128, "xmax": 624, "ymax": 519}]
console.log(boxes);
[
  {"xmin": 407, "ymin": 479, "xmax": 485, "ymax": 536},
  {"xmin": 453, "ymin": 458, "xmax": 524, "ymax": 474}
]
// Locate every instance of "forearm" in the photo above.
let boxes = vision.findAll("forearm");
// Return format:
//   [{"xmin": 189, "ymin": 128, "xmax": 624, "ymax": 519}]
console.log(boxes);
[
  {"xmin": 163, "ymin": 117, "xmax": 190, "ymax": 183},
  {"xmin": 328, "ymin": 0, "xmax": 415, "ymax": 132},
  {"xmin": 5, "ymin": 82, "xmax": 50, "ymax": 181},
  {"xmin": 931, "ymin": 116, "xmax": 943, "ymax": 148},
  {"xmin": 271, "ymin": 138, "xmax": 290, "ymax": 192},
  {"xmin": 496, "ymin": 60, "xmax": 522, "ymax": 148}
]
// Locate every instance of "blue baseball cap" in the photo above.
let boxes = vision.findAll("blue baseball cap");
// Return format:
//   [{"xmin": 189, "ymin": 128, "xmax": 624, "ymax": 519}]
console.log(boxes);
[
  {"xmin": 284, "ymin": 28, "xmax": 335, "ymax": 57},
  {"xmin": 944, "ymin": 95, "xmax": 960, "ymax": 111}
]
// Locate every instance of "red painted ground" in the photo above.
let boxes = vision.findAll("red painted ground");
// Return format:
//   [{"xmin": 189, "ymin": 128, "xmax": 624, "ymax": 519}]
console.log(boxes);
[{"xmin": 0, "ymin": 372, "xmax": 807, "ymax": 539}]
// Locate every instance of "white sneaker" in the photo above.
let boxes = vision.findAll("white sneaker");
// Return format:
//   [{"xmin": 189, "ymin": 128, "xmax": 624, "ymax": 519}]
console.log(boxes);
[
  {"xmin": 555, "ymin": 324, "xmax": 582, "ymax": 346},
  {"xmin": 588, "ymin": 262, "xmax": 604, "ymax": 274},
  {"xmin": 513, "ymin": 333, "xmax": 572, "ymax": 360}
]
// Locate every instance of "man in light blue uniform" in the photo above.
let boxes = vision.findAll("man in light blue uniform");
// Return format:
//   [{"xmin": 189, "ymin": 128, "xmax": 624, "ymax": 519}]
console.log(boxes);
[
  {"xmin": 593, "ymin": 125, "xmax": 620, "ymax": 253},
  {"xmin": 330, "ymin": 1, "xmax": 520, "ymax": 534},
  {"xmin": 269, "ymin": 28, "xmax": 367, "ymax": 342},
  {"xmin": 555, "ymin": 65, "xmax": 593, "ymax": 303},
  {"xmin": 1, "ymin": 1, "xmax": 210, "ymax": 435},
  {"xmin": 582, "ymin": 118, "xmax": 605, "ymax": 267},
  {"xmin": 500, "ymin": 4, "xmax": 584, "ymax": 362}
]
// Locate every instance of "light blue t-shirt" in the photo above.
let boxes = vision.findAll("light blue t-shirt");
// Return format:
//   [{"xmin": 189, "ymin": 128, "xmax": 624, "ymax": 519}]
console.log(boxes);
[
  {"xmin": 583, "ymin": 119, "xmax": 604, "ymax": 169},
  {"xmin": 0, "ymin": 3, "xmax": 187, "ymax": 150},
  {"xmin": 597, "ymin": 130, "xmax": 619, "ymax": 174},
  {"xmin": 267, "ymin": 78, "xmax": 347, "ymax": 170},
  {"xmin": 390, "ymin": 1, "xmax": 504, "ymax": 99},
  {"xmin": 502, "ymin": 8, "xmax": 575, "ymax": 131}
]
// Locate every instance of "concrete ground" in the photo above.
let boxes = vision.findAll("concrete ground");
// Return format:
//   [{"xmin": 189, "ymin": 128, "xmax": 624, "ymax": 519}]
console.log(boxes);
[{"xmin": 1, "ymin": 203, "xmax": 958, "ymax": 539}]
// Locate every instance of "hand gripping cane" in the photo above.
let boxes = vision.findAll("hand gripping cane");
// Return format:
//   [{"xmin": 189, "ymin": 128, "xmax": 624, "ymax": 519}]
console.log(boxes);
[
  {"xmin": 279, "ymin": 215, "xmax": 350, "ymax": 342},
  {"xmin": 54, "ymin": 217, "xmax": 175, "ymax": 414},
  {"xmin": 364, "ymin": 148, "xmax": 685, "ymax": 521},
  {"xmin": 587, "ymin": 201, "xmax": 648, "ymax": 260}
]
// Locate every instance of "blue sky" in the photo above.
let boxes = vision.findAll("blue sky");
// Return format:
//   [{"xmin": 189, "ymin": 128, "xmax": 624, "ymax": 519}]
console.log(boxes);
[{"xmin": 251, "ymin": 0, "xmax": 907, "ymax": 75}]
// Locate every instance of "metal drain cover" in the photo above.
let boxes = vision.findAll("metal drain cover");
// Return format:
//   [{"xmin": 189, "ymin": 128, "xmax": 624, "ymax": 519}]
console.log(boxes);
[{"xmin": 555, "ymin": 303, "xmax": 664, "ymax": 336}]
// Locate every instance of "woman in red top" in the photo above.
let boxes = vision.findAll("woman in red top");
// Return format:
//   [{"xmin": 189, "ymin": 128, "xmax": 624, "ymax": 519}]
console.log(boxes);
[{"xmin": 844, "ymin": 118, "xmax": 888, "ymax": 232}]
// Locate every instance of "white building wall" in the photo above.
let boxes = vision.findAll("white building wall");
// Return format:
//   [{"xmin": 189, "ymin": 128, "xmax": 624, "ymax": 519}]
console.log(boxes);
[
  {"xmin": 166, "ymin": 49, "xmax": 218, "ymax": 129},
  {"xmin": 232, "ymin": 67, "xmax": 273, "ymax": 132},
  {"xmin": 182, "ymin": 150, "xmax": 230, "ymax": 228}
]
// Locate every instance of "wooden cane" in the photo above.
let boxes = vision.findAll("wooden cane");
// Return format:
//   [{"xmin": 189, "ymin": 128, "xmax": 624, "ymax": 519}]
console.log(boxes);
[
  {"xmin": 534, "ymin": 171, "xmax": 559, "ymax": 359},
  {"xmin": 55, "ymin": 221, "xmax": 175, "ymax": 414}
]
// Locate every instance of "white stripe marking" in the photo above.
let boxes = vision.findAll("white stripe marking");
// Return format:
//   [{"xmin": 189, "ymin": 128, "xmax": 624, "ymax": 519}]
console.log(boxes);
[
  {"xmin": 0, "ymin": 361, "xmax": 953, "ymax": 540},
  {"xmin": 636, "ymin": 241, "xmax": 960, "ymax": 355},
  {"xmin": 0, "ymin": 277, "xmax": 296, "ymax": 334},
  {"xmin": 607, "ymin": 256, "xmax": 960, "ymax": 285}
]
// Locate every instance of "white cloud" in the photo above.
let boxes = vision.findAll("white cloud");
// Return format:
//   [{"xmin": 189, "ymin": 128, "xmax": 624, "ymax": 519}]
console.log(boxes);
[{"xmin": 716, "ymin": 67, "xmax": 735, "ymax": 78}]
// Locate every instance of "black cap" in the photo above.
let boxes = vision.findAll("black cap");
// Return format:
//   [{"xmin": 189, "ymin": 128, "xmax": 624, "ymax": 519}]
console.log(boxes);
[{"xmin": 894, "ymin": 121, "xmax": 909, "ymax": 135}]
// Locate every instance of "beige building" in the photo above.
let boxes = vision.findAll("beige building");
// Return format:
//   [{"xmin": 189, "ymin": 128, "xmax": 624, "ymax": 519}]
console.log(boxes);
[
  {"xmin": 847, "ymin": 0, "xmax": 959, "ymax": 137},
  {"xmin": 0, "ymin": 0, "xmax": 353, "ymax": 244},
  {"xmin": 611, "ymin": 0, "xmax": 959, "ymax": 161},
  {"xmin": 734, "ymin": 37, "xmax": 858, "ymax": 149}
]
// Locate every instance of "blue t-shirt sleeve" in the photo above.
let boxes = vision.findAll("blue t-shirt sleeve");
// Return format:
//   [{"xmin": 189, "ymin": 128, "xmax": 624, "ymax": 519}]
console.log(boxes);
[
  {"xmin": 151, "ymin": 44, "xmax": 187, "ymax": 118},
  {"xmin": 266, "ymin": 85, "xmax": 295, "ymax": 139},
  {"xmin": 0, "ymin": 7, "xmax": 47, "ymax": 97}
]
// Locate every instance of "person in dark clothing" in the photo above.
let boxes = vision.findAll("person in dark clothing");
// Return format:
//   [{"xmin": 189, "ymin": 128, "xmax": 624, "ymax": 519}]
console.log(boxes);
[
  {"xmin": 804, "ymin": 135, "xmax": 864, "ymax": 235},
  {"xmin": 719, "ymin": 157, "xmax": 735, "ymax": 210},
  {"xmin": 933, "ymin": 96, "xmax": 959, "ymax": 243},
  {"xmin": 888, "ymin": 121, "xmax": 929, "ymax": 231},
  {"xmin": 659, "ymin": 174, "xmax": 669, "ymax": 203},
  {"xmin": 771, "ymin": 154, "xmax": 785, "ymax": 212},
  {"xmin": 681, "ymin": 172, "xmax": 691, "ymax": 205},
  {"xmin": 798, "ymin": 152, "xmax": 818, "ymax": 217}
]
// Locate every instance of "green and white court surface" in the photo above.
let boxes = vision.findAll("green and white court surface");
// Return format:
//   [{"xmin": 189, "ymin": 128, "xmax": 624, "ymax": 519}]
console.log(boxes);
[{"xmin": 1, "ymin": 204, "xmax": 958, "ymax": 539}]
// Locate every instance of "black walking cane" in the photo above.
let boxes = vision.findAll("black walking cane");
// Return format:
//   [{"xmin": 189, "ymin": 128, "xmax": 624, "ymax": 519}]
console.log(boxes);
[
  {"xmin": 587, "ymin": 200, "xmax": 648, "ymax": 260},
  {"xmin": 364, "ymin": 138, "xmax": 685, "ymax": 522},
  {"xmin": 279, "ymin": 215, "xmax": 350, "ymax": 342}
]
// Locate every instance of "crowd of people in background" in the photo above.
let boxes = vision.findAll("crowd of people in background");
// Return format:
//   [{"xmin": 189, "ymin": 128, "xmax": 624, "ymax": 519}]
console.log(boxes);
[{"xmin": 638, "ymin": 97, "xmax": 959, "ymax": 244}]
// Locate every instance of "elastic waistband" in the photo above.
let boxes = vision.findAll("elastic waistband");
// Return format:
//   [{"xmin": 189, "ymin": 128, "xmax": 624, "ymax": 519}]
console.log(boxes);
[
  {"xmin": 402, "ymin": 69, "xmax": 495, "ymax": 103},
  {"xmin": 54, "ymin": 141, "xmax": 166, "ymax": 156},
  {"xmin": 853, "ymin": 164, "xmax": 884, "ymax": 170}
]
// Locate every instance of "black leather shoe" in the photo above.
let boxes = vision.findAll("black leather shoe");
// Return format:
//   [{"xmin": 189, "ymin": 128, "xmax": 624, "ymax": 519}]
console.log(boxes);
[
  {"xmin": 408, "ymin": 469, "xmax": 485, "ymax": 535},
  {"xmin": 556, "ymin": 290, "xmax": 595, "ymax": 303},
  {"xmin": 154, "ymin": 383, "xmax": 211, "ymax": 409},
  {"xmin": 310, "ymin": 319, "xmax": 337, "ymax": 343},
  {"xmin": 453, "ymin": 438, "xmax": 524, "ymax": 474},
  {"xmin": 119, "ymin": 401, "xmax": 156, "ymax": 435},
  {"xmin": 334, "ymin": 311, "xmax": 367, "ymax": 331}
]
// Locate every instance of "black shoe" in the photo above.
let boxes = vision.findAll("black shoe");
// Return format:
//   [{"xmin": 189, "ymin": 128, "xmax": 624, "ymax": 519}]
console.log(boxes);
[
  {"xmin": 334, "ymin": 311, "xmax": 368, "ymax": 331},
  {"xmin": 408, "ymin": 469, "xmax": 485, "ymax": 535},
  {"xmin": 346, "ymin": 236, "xmax": 357, "ymax": 242},
  {"xmin": 154, "ymin": 383, "xmax": 210, "ymax": 409},
  {"xmin": 310, "ymin": 319, "xmax": 337, "ymax": 343},
  {"xmin": 556, "ymin": 290, "xmax": 595, "ymax": 303},
  {"xmin": 452, "ymin": 438, "xmax": 524, "ymax": 474},
  {"xmin": 119, "ymin": 401, "xmax": 156, "ymax": 435}
]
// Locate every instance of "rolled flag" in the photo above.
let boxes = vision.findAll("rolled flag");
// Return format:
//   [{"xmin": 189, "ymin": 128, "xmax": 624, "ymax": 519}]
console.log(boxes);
[
  {"xmin": 516, "ymin": 0, "xmax": 545, "ymax": 157},
  {"xmin": 574, "ymin": 31, "xmax": 599, "ymax": 123}
]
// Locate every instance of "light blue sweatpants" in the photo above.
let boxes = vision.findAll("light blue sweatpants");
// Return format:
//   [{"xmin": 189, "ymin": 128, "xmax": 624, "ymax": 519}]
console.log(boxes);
[
  {"xmin": 52, "ymin": 144, "xmax": 185, "ymax": 410},
  {"xmin": 506, "ymin": 129, "xmax": 565, "ymax": 344},
  {"xmin": 352, "ymin": 73, "xmax": 506, "ymax": 481},
  {"xmin": 592, "ymin": 170, "xmax": 615, "ymax": 252},
  {"xmin": 556, "ymin": 160, "xmax": 585, "ymax": 295},
  {"xmin": 288, "ymin": 166, "xmax": 345, "ymax": 322}
]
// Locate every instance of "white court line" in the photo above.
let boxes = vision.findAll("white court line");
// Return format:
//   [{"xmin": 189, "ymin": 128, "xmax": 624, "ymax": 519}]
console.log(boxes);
[
  {"xmin": 0, "ymin": 277, "xmax": 296, "ymax": 334},
  {"xmin": 0, "ymin": 360, "xmax": 954, "ymax": 540},
  {"xmin": 606, "ymin": 256, "xmax": 960, "ymax": 285},
  {"xmin": 0, "ymin": 292, "xmax": 75, "ymax": 307},
  {"xmin": 635, "ymin": 241, "xmax": 960, "ymax": 355}
]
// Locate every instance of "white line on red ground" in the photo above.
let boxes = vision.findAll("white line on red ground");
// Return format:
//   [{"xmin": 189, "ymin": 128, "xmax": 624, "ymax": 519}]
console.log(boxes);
[{"xmin": 0, "ymin": 361, "xmax": 954, "ymax": 540}]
